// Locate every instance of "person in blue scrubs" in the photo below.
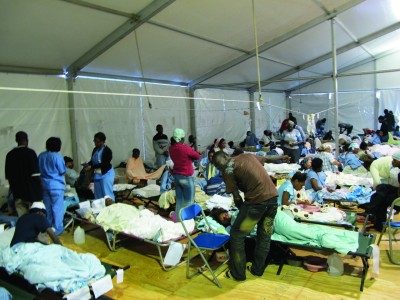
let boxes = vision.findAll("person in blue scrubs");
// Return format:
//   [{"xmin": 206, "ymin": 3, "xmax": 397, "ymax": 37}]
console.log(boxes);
[
  {"xmin": 305, "ymin": 158, "xmax": 327, "ymax": 191},
  {"xmin": 38, "ymin": 137, "xmax": 66, "ymax": 235},
  {"xmin": 86, "ymin": 132, "xmax": 115, "ymax": 201}
]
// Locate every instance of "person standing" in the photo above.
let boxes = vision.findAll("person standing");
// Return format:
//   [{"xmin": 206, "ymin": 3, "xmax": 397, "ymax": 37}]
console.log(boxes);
[
  {"xmin": 378, "ymin": 115, "xmax": 389, "ymax": 142},
  {"xmin": 86, "ymin": 132, "xmax": 115, "ymax": 201},
  {"xmin": 169, "ymin": 128, "xmax": 200, "ymax": 221},
  {"xmin": 38, "ymin": 137, "xmax": 66, "ymax": 236},
  {"xmin": 212, "ymin": 151, "xmax": 278, "ymax": 281},
  {"xmin": 5, "ymin": 131, "xmax": 42, "ymax": 216},
  {"xmin": 153, "ymin": 124, "xmax": 170, "ymax": 168},
  {"xmin": 281, "ymin": 121, "xmax": 302, "ymax": 163}
]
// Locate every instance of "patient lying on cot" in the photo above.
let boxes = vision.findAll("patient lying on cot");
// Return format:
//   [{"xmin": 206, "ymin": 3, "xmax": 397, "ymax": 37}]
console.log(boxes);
[
  {"xmin": 126, "ymin": 148, "xmax": 165, "ymax": 185},
  {"xmin": 204, "ymin": 207, "xmax": 359, "ymax": 254},
  {"xmin": 10, "ymin": 202, "xmax": 62, "ymax": 247}
]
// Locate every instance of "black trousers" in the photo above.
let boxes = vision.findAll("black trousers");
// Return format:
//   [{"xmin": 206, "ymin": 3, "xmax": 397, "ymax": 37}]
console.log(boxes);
[{"xmin": 367, "ymin": 184, "xmax": 398, "ymax": 230}]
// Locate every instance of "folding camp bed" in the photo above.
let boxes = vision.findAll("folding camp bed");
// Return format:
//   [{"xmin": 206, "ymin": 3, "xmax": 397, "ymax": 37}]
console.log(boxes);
[
  {"xmin": 113, "ymin": 184, "xmax": 136, "ymax": 202},
  {"xmin": 294, "ymin": 210, "xmax": 358, "ymax": 231},
  {"xmin": 0, "ymin": 261, "xmax": 129, "ymax": 300},
  {"xmin": 273, "ymin": 232, "xmax": 376, "ymax": 292},
  {"xmin": 68, "ymin": 208, "xmax": 189, "ymax": 272},
  {"xmin": 127, "ymin": 184, "xmax": 162, "ymax": 210},
  {"xmin": 104, "ymin": 229, "xmax": 188, "ymax": 272}
]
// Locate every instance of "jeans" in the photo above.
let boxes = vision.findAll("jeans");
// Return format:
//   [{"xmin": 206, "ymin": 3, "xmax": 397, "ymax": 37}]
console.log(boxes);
[
  {"xmin": 173, "ymin": 174, "xmax": 195, "ymax": 221},
  {"xmin": 43, "ymin": 189, "xmax": 65, "ymax": 235},
  {"xmin": 229, "ymin": 197, "xmax": 278, "ymax": 280}
]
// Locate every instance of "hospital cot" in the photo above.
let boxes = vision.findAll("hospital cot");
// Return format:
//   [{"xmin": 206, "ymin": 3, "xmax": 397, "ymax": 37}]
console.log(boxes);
[
  {"xmin": 273, "ymin": 232, "xmax": 376, "ymax": 292},
  {"xmin": 0, "ymin": 260, "xmax": 129, "ymax": 300},
  {"xmin": 68, "ymin": 206, "xmax": 191, "ymax": 272}
]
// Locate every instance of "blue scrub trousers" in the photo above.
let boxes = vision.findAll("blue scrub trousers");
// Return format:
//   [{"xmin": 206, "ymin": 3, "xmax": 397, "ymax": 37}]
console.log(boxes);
[
  {"xmin": 94, "ymin": 168, "xmax": 115, "ymax": 200},
  {"xmin": 43, "ymin": 189, "xmax": 65, "ymax": 235}
]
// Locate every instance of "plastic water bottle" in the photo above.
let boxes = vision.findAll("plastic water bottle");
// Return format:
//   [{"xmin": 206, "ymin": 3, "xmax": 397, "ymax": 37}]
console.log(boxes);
[{"xmin": 74, "ymin": 226, "xmax": 85, "ymax": 244}]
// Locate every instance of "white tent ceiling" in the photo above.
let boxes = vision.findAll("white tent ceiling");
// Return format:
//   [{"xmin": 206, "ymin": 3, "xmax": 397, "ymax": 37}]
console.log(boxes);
[{"xmin": 1, "ymin": 0, "xmax": 400, "ymax": 92}]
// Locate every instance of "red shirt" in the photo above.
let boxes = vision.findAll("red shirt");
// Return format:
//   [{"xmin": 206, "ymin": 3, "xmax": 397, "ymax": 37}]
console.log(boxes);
[{"xmin": 169, "ymin": 143, "xmax": 201, "ymax": 176}]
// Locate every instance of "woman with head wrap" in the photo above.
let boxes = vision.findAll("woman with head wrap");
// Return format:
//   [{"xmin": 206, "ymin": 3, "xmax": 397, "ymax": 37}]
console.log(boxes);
[{"xmin": 168, "ymin": 128, "xmax": 201, "ymax": 221}]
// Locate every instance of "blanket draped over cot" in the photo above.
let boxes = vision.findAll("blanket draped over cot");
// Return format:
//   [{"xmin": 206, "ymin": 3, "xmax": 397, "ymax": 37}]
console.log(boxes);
[
  {"xmin": 0, "ymin": 243, "xmax": 105, "ymax": 293},
  {"xmin": 125, "ymin": 157, "xmax": 165, "ymax": 182},
  {"xmin": 272, "ymin": 210, "xmax": 359, "ymax": 254},
  {"xmin": 197, "ymin": 210, "xmax": 359, "ymax": 254},
  {"xmin": 95, "ymin": 203, "xmax": 195, "ymax": 242}
]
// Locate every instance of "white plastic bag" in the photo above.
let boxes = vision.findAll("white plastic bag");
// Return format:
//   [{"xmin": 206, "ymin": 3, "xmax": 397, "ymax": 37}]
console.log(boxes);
[{"xmin": 327, "ymin": 253, "xmax": 344, "ymax": 276}]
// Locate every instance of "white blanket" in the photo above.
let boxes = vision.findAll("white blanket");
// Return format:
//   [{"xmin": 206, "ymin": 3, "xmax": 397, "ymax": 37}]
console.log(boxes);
[
  {"xmin": 264, "ymin": 163, "xmax": 300, "ymax": 174},
  {"xmin": 0, "ymin": 243, "xmax": 105, "ymax": 293},
  {"xmin": 95, "ymin": 203, "xmax": 194, "ymax": 243}
]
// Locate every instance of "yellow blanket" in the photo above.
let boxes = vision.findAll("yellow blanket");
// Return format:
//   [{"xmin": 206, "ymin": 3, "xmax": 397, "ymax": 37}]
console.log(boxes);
[{"xmin": 125, "ymin": 157, "xmax": 165, "ymax": 184}]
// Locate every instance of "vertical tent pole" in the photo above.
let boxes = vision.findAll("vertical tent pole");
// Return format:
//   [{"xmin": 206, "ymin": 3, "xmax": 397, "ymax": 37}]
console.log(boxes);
[
  {"xmin": 331, "ymin": 18, "xmax": 339, "ymax": 158},
  {"xmin": 66, "ymin": 77, "xmax": 80, "ymax": 170}
]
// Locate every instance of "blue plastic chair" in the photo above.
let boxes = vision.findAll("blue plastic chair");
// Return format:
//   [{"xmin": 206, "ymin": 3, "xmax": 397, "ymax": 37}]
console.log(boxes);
[
  {"xmin": 179, "ymin": 204, "xmax": 230, "ymax": 288},
  {"xmin": 377, "ymin": 197, "xmax": 400, "ymax": 264}
]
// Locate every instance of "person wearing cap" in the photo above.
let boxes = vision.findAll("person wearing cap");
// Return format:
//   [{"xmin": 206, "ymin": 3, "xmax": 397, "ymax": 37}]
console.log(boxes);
[
  {"xmin": 342, "ymin": 143, "xmax": 367, "ymax": 175},
  {"xmin": 153, "ymin": 124, "xmax": 170, "ymax": 168},
  {"xmin": 38, "ymin": 137, "xmax": 66, "ymax": 236},
  {"xmin": 369, "ymin": 153, "xmax": 400, "ymax": 189},
  {"xmin": 10, "ymin": 202, "xmax": 62, "ymax": 247},
  {"xmin": 168, "ymin": 128, "xmax": 201, "ymax": 221}
]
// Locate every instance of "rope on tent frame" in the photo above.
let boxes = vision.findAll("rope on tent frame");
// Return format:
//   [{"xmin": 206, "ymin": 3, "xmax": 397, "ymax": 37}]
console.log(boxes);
[
  {"xmin": 0, "ymin": 86, "xmax": 352, "ymax": 116},
  {"xmin": 134, "ymin": 30, "xmax": 152, "ymax": 109},
  {"xmin": 252, "ymin": 0, "xmax": 263, "ymax": 109}
]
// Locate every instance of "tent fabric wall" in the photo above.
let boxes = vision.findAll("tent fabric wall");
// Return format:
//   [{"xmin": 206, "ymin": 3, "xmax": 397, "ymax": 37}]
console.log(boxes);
[
  {"xmin": 290, "ymin": 92, "xmax": 375, "ymax": 135},
  {"xmin": 0, "ymin": 73, "xmax": 70, "ymax": 184},
  {"xmin": 378, "ymin": 90, "xmax": 400, "ymax": 128},
  {"xmin": 73, "ymin": 78, "xmax": 142, "ymax": 168},
  {"xmin": 141, "ymin": 84, "xmax": 190, "ymax": 167},
  {"xmin": 255, "ymin": 92, "xmax": 286, "ymax": 137},
  {"xmin": 194, "ymin": 89, "xmax": 250, "ymax": 151},
  {"xmin": 377, "ymin": 52, "xmax": 400, "ymax": 89}
]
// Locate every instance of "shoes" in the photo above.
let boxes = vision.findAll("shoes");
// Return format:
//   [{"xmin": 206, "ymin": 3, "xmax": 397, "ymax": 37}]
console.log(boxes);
[
  {"xmin": 247, "ymin": 265, "xmax": 261, "ymax": 277},
  {"xmin": 225, "ymin": 270, "xmax": 245, "ymax": 281}
]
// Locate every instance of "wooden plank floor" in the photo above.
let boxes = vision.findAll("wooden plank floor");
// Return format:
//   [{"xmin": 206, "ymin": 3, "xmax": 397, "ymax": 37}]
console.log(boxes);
[{"xmin": 60, "ymin": 218, "xmax": 400, "ymax": 300}]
